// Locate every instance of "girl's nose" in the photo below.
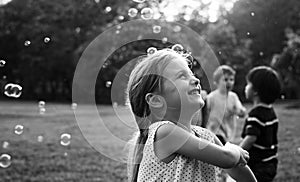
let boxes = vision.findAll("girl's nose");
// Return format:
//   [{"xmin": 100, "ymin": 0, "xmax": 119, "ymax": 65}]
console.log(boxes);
[{"xmin": 191, "ymin": 76, "xmax": 200, "ymax": 86}]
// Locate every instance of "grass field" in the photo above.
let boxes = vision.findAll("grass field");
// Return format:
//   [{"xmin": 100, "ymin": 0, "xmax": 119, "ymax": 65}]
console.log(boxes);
[{"xmin": 0, "ymin": 101, "xmax": 299, "ymax": 181}]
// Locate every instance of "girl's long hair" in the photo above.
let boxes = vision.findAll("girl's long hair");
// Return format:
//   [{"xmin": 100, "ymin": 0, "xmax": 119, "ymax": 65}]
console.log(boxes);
[{"xmin": 126, "ymin": 49, "xmax": 180, "ymax": 181}]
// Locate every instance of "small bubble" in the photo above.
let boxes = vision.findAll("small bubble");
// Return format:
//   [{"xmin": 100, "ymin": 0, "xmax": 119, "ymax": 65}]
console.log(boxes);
[
  {"xmin": 173, "ymin": 25, "xmax": 182, "ymax": 33},
  {"xmin": 4, "ymin": 83, "xmax": 22, "ymax": 98},
  {"xmin": 71, "ymin": 103, "xmax": 77, "ymax": 110},
  {"xmin": 116, "ymin": 25, "xmax": 122, "ymax": 30},
  {"xmin": 137, "ymin": 35, "xmax": 143, "ymax": 40},
  {"xmin": 133, "ymin": 0, "xmax": 145, "ymax": 3},
  {"xmin": 14, "ymin": 125, "xmax": 24, "ymax": 135},
  {"xmin": 128, "ymin": 8, "xmax": 138, "ymax": 18},
  {"xmin": 218, "ymin": 51, "xmax": 222, "ymax": 55},
  {"xmin": 64, "ymin": 152, "xmax": 68, "ymax": 157},
  {"xmin": 153, "ymin": 25, "xmax": 161, "ymax": 34},
  {"xmin": 75, "ymin": 27, "xmax": 81, "ymax": 34},
  {"xmin": 141, "ymin": 8, "xmax": 154, "ymax": 20},
  {"xmin": 38, "ymin": 101, "xmax": 45, "ymax": 108},
  {"xmin": 2, "ymin": 75, "xmax": 7, "ymax": 80},
  {"xmin": 223, "ymin": 19, "xmax": 229, "ymax": 24},
  {"xmin": 115, "ymin": 30, "xmax": 120, "ymax": 34},
  {"xmin": 105, "ymin": 6, "xmax": 112, "ymax": 13},
  {"xmin": 259, "ymin": 51, "xmax": 264, "ymax": 56},
  {"xmin": 281, "ymin": 95, "xmax": 285, "ymax": 99},
  {"xmin": 39, "ymin": 107, "xmax": 46, "ymax": 115},
  {"xmin": 60, "ymin": 133, "xmax": 71, "ymax": 146},
  {"xmin": 247, "ymin": 32, "xmax": 250, "ymax": 36},
  {"xmin": 171, "ymin": 44, "xmax": 184, "ymax": 53},
  {"xmin": 297, "ymin": 147, "xmax": 300, "ymax": 153},
  {"xmin": 37, "ymin": 135, "xmax": 44, "ymax": 143},
  {"xmin": 0, "ymin": 154, "xmax": 12, "ymax": 168},
  {"xmin": 250, "ymin": 12, "xmax": 255, "ymax": 16},
  {"xmin": 24, "ymin": 40, "xmax": 31, "ymax": 46},
  {"xmin": 105, "ymin": 81, "xmax": 112, "ymax": 88},
  {"xmin": 162, "ymin": 37, "xmax": 168, "ymax": 44},
  {"xmin": 113, "ymin": 102, "xmax": 118, "ymax": 108},
  {"xmin": 44, "ymin": 37, "xmax": 51, "ymax": 43},
  {"xmin": 147, "ymin": 47, "xmax": 157, "ymax": 55},
  {"xmin": 95, "ymin": 0, "xmax": 100, "ymax": 3},
  {"xmin": 118, "ymin": 15, "xmax": 124, "ymax": 21},
  {"xmin": 0, "ymin": 60, "xmax": 6, "ymax": 67},
  {"xmin": 2, "ymin": 141, "xmax": 9, "ymax": 149}
]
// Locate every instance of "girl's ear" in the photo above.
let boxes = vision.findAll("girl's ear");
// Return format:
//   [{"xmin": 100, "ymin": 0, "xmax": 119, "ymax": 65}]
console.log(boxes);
[{"xmin": 145, "ymin": 93, "xmax": 164, "ymax": 108}]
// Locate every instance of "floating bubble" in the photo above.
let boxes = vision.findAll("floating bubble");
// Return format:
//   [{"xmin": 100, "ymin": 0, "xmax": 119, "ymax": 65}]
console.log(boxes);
[
  {"xmin": 182, "ymin": 52, "xmax": 194, "ymax": 62},
  {"xmin": 115, "ymin": 30, "xmax": 120, "ymax": 34},
  {"xmin": 38, "ymin": 101, "xmax": 45, "ymax": 108},
  {"xmin": 44, "ymin": 37, "xmax": 51, "ymax": 43},
  {"xmin": 105, "ymin": 81, "xmax": 112, "ymax": 88},
  {"xmin": 39, "ymin": 107, "xmax": 46, "ymax": 115},
  {"xmin": 173, "ymin": 25, "xmax": 182, "ymax": 33},
  {"xmin": 128, "ymin": 8, "xmax": 138, "ymax": 18},
  {"xmin": 95, "ymin": 0, "xmax": 100, "ymax": 3},
  {"xmin": 0, "ymin": 154, "xmax": 11, "ymax": 168},
  {"xmin": 2, "ymin": 141, "xmax": 9, "ymax": 149},
  {"xmin": 162, "ymin": 37, "xmax": 168, "ymax": 44},
  {"xmin": 71, "ymin": 103, "xmax": 77, "ymax": 110},
  {"xmin": 281, "ymin": 95, "xmax": 285, "ymax": 99},
  {"xmin": 64, "ymin": 152, "xmax": 68, "ymax": 157},
  {"xmin": 133, "ymin": 0, "xmax": 145, "ymax": 3},
  {"xmin": 24, "ymin": 40, "xmax": 31, "ymax": 46},
  {"xmin": 118, "ymin": 15, "xmax": 125, "ymax": 21},
  {"xmin": 141, "ymin": 8, "xmax": 154, "ymax": 20},
  {"xmin": 297, "ymin": 147, "xmax": 300, "ymax": 153},
  {"xmin": 113, "ymin": 102, "xmax": 118, "ymax": 108},
  {"xmin": 153, "ymin": 25, "xmax": 161, "ymax": 34},
  {"xmin": 247, "ymin": 32, "xmax": 250, "ymax": 36},
  {"xmin": 250, "ymin": 12, "xmax": 255, "ymax": 16},
  {"xmin": 75, "ymin": 27, "xmax": 81, "ymax": 34},
  {"xmin": 147, "ymin": 47, "xmax": 157, "ymax": 55},
  {"xmin": 37, "ymin": 135, "xmax": 44, "ymax": 143},
  {"xmin": 14, "ymin": 124, "xmax": 24, "ymax": 135},
  {"xmin": 2, "ymin": 75, "xmax": 7, "ymax": 80},
  {"xmin": 116, "ymin": 25, "xmax": 122, "ymax": 30},
  {"xmin": 0, "ymin": 60, "xmax": 6, "ymax": 67},
  {"xmin": 105, "ymin": 6, "xmax": 112, "ymax": 13},
  {"xmin": 259, "ymin": 51, "xmax": 264, "ymax": 56},
  {"xmin": 60, "ymin": 133, "xmax": 71, "ymax": 146},
  {"xmin": 171, "ymin": 44, "xmax": 184, "ymax": 53},
  {"xmin": 4, "ymin": 83, "xmax": 22, "ymax": 98}
]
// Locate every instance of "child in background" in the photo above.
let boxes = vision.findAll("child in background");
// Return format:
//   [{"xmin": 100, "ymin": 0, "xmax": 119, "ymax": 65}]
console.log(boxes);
[
  {"xmin": 205, "ymin": 65, "xmax": 246, "ymax": 144},
  {"xmin": 240, "ymin": 66, "xmax": 281, "ymax": 182},
  {"xmin": 126, "ymin": 48, "xmax": 256, "ymax": 182}
]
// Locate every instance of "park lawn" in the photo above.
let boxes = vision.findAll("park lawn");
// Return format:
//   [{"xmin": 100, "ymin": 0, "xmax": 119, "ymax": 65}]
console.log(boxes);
[{"xmin": 0, "ymin": 101, "xmax": 299, "ymax": 181}]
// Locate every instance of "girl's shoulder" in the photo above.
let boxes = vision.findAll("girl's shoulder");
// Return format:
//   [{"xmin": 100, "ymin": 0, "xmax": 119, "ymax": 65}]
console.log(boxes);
[{"xmin": 191, "ymin": 125, "xmax": 216, "ymax": 142}]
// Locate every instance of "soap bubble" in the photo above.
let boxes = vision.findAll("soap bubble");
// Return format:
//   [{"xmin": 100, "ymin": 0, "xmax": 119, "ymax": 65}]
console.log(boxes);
[
  {"xmin": 141, "ymin": 8, "xmax": 154, "ymax": 20},
  {"xmin": 0, "ymin": 60, "xmax": 6, "ymax": 67},
  {"xmin": 60, "ymin": 133, "xmax": 71, "ymax": 146},
  {"xmin": 162, "ymin": 37, "xmax": 168, "ymax": 44},
  {"xmin": 14, "ymin": 124, "xmax": 24, "ymax": 135},
  {"xmin": 4, "ymin": 83, "xmax": 22, "ymax": 98},
  {"xmin": 147, "ymin": 47, "xmax": 157, "ymax": 55},
  {"xmin": 71, "ymin": 103, "xmax": 77, "ymax": 110},
  {"xmin": 133, "ymin": 0, "xmax": 145, "ymax": 3},
  {"xmin": 2, "ymin": 141, "xmax": 9, "ymax": 149},
  {"xmin": 106, "ymin": 81, "xmax": 112, "ymax": 88},
  {"xmin": 128, "ymin": 8, "xmax": 138, "ymax": 18},
  {"xmin": 44, "ymin": 37, "xmax": 51, "ymax": 43},
  {"xmin": 105, "ymin": 6, "xmax": 112, "ymax": 13},
  {"xmin": 0, "ymin": 154, "xmax": 11, "ymax": 168},
  {"xmin": 37, "ymin": 135, "xmax": 44, "ymax": 142},
  {"xmin": 171, "ymin": 44, "xmax": 184, "ymax": 53},
  {"xmin": 38, "ymin": 101, "xmax": 45, "ymax": 108},
  {"xmin": 153, "ymin": 25, "xmax": 161, "ymax": 34},
  {"xmin": 24, "ymin": 40, "xmax": 31, "ymax": 46}
]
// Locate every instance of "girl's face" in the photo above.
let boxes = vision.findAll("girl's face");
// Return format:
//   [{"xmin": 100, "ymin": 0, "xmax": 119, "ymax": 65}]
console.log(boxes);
[
  {"xmin": 161, "ymin": 56, "xmax": 204, "ymax": 111},
  {"xmin": 245, "ymin": 81, "xmax": 254, "ymax": 100}
]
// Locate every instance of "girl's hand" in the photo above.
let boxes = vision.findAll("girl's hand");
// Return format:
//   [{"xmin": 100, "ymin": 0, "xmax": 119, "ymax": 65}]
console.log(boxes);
[{"xmin": 224, "ymin": 142, "xmax": 249, "ymax": 166}]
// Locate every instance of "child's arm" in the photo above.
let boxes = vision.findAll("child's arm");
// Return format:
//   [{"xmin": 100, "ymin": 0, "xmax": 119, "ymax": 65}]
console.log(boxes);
[
  {"xmin": 155, "ymin": 124, "xmax": 248, "ymax": 169},
  {"xmin": 214, "ymin": 135, "xmax": 257, "ymax": 182},
  {"xmin": 240, "ymin": 135, "xmax": 257, "ymax": 150},
  {"xmin": 233, "ymin": 93, "xmax": 247, "ymax": 118}
]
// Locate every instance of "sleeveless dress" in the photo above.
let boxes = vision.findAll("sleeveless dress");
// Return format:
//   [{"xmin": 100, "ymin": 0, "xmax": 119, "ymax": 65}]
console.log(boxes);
[{"xmin": 137, "ymin": 121, "xmax": 220, "ymax": 182}]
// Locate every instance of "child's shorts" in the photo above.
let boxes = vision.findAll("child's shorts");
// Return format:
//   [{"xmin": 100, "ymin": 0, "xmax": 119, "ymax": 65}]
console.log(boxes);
[{"xmin": 249, "ymin": 158, "xmax": 278, "ymax": 182}]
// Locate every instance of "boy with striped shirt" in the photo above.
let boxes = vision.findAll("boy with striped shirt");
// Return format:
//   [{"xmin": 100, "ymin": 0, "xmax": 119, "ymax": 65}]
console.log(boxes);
[{"xmin": 240, "ymin": 66, "xmax": 281, "ymax": 182}]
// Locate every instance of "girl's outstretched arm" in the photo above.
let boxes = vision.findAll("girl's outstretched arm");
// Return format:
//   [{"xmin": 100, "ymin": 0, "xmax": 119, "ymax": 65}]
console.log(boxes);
[
  {"xmin": 154, "ymin": 124, "xmax": 247, "ymax": 169},
  {"xmin": 213, "ymin": 135, "xmax": 257, "ymax": 182}
]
